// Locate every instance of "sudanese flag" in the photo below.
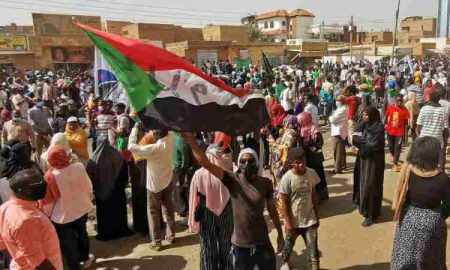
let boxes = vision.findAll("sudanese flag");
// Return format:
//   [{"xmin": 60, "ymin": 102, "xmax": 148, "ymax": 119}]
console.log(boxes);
[{"xmin": 77, "ymin": 23, "xmax": 269, "ymax": 135}]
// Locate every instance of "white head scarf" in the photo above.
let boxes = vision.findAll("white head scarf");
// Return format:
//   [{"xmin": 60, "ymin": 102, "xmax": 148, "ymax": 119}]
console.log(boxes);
[{"xmin": 237, "ymin": 148, "xmax": 259, "ymax": 166}]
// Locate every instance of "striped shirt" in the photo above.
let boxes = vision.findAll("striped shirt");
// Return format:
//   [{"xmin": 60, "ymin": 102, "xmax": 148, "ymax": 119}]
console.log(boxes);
[
  {"xmin": 94, "ymin": 113, "xmax": 116, "ymax": 138},
  {"xmin": 417, "ymin": 105, "xmax": 448, "ymax": 145}
]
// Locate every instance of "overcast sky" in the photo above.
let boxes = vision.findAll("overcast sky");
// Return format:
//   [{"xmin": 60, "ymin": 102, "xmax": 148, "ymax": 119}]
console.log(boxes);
[{"xmin": 0, "ymin": 0, "xmax": 440, "ymax": 30}]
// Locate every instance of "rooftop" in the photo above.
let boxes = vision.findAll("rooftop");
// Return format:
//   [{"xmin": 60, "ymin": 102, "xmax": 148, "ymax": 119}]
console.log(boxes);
[{"xmin": 256, "ymin": 9, "xmax": 314, "ymax": 20}]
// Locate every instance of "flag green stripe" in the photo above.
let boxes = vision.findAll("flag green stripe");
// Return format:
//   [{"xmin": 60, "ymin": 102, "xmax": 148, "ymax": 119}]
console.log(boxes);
[{"xmin": 85, "ymin": 31, "xmax": 165, "ymax": 111}]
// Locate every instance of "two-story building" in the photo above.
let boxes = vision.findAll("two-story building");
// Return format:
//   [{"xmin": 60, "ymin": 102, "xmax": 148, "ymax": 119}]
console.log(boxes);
[{"xmin": 254, "ymin": 9, "xmax": 315, "ymax": 42}]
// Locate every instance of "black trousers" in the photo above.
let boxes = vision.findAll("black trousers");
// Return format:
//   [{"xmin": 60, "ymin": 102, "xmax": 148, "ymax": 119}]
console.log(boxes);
[
  {"xmin": 53, "ymin": 215, "xmax": 89, "ymax": 270},
  {"xmin": 232, "ymin": 242, "xmax": 276, "ymax": 270},
  {"xmin": 282, "ymin": 226, "xmax": 319, "ymax": 267},
  {"xmin": 387, "ymin": 134, "xmax": 402, "ymax": 166}
]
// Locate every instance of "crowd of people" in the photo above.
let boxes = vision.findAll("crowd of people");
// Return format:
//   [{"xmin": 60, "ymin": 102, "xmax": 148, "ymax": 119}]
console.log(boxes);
[{"xmin": 0, "ymin": 56, "xmax": 448, "ymax": 270}]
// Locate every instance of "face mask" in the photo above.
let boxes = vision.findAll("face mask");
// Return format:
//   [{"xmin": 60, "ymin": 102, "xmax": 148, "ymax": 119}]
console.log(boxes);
[
  {"xmin": 239, "ymin": 160, "xmax": 258, "ymax": 179},
  {"xmin": 336, "ymin": 101, "xmax": 342, "ymax": 108},
  {"xmin": 13, "ymin": 116, "xmax": 21, "ymax": 121}
]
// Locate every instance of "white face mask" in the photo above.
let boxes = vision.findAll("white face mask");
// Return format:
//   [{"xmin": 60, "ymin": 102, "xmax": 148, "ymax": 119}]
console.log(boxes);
[{"xmin": 336, "ymin": 101, "xmax": 342, "ymax": 108}]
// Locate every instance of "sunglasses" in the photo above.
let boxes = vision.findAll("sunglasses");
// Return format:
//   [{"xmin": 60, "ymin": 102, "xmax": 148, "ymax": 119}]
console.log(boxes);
[{"xmin": 239, "ymin": 158, "xmax": 256, "ymax": 165}]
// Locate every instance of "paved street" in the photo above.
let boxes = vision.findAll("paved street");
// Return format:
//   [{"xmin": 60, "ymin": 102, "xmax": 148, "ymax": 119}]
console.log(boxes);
[{"xmin": 88, "ymin": 130, "xmax": 450, "ymax": 270}]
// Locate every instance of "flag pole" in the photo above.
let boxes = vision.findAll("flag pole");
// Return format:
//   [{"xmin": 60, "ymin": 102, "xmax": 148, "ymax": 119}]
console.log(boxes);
[{"xmin": 390, "ymin": 0, "xmax": 401, "ymax": 65}]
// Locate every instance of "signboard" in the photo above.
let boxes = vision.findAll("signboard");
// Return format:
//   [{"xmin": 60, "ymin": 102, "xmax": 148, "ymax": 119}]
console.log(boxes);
[
  {"xmin": 32, "ymin": 13, "xmax": 101, "ymax": 36},
  {"xmin": 197, "ymin": 49, "xmax": 218, "ymax": 65},
  {"xmin": 239, "ymin": 49, "xmax": 249, "ymax": 60},
  {"xmin": 0, "ymin": 35, "xmax": 26, "ymax": 51},
  {"xmin": 51, "ymin": 47, "xmax": 93, "ymax": 63}
]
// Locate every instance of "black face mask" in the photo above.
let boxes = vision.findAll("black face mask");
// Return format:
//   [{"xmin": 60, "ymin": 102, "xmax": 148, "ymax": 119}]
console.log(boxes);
[
  {"xmin": 14, "ymin": 181, "xmax": 47, "ymax": 201},
  {"xmin": 238, "ymin": 160, "xmax": 258, "ymax": 179}
]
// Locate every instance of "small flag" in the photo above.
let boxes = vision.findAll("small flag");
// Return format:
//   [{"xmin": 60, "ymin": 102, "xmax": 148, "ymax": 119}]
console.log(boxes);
[
  {"xmin": 78, "ymin": 23, "xmax": 269, "ymax": 135},
  {"xmin": 262, "ymin": 51, "xmax": 274, "ymax": 78}
]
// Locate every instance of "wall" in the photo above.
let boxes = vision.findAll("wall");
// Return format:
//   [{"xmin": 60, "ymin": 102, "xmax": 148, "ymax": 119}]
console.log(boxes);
[
  {"xmin": 202, "ymin": 25, "xmax": 249, "ymax": 42},
  {"xmin": 103, "ymin": 20, "xmax": 131, "ymax": 35},
  {"xmin": 175, "ymin": 27, "xmax": 203, "ymax": 41},
  {"xmin": 258, "ymin": 17, "xmax": 288, "ymax": 32},
  {"xmin": 292, "ymin": 16, "xmax": 314, "ymax": 39},
  {"xmin": 398, "ymin": 17, "xmax": 437, "ymax": 44},
  {"xmin": 13, "ymin": 54, "xmax": 36, "ymax": 70}
]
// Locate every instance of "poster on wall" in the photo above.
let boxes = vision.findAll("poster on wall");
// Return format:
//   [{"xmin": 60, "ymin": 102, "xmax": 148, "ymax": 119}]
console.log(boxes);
[
  {"xmin": 239, "ymin": 49, "xmax": 249, "ymax": 60},
  {"xmin": 197, "ymin": 50, "xmax": 218, "ymax": 65},
  {"xmin": 51, "ymin": 47, "xmax": 93, "ymax": 63},
  {"xmin": 0, "ymin": 35, "xmax": 26, "ymax": 50}
]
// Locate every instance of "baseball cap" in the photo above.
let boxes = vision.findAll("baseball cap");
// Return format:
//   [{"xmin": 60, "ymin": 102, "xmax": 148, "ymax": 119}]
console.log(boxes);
[{"xmin": 67, "ymin": 117, "xmax": 78, "ymax": 123}]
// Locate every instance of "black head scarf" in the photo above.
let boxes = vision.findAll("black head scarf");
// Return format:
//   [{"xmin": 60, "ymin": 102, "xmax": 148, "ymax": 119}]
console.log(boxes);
[{"xmin": 2, "ymin": 143, "xmax": 34, "ymax": 179}]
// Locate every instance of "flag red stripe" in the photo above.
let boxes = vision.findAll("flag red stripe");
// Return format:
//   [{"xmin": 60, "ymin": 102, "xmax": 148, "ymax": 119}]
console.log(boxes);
[{"xmin": 77, "ymin": 22, "xmax": 247, "ymax": 97}]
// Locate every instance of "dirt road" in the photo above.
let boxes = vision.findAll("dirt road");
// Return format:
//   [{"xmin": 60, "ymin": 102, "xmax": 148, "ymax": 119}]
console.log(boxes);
[{"xmin": 89, "ymin": 132, "xmax": 450, "ymax": 270}]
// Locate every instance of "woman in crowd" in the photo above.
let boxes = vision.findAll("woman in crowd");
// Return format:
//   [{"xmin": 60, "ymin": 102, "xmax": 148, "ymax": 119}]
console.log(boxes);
[
  {"xmin": 329, "ymin": 95, "xmax": 348, "ymax": 174},
  {"xmin": 40, "ymin": 133, "xmax": 78, "ymax": 172},
  {"xmin": 189, "ymin": 145, "xmax": 234, "ymax": 270},
  {"xmin": 269, "ymin": 103, "xmax": 287, "ymax": 139},
  {"xmin": 86, "ymin": 136, "xmax": 133, "ymax": 241},
  {"xmin": 40, "ymin": 146, "xmax": 94, "ymax": 270},
  {"xmin": 65, "ymin": 116, "xmax": 89, "ymax": 166},
  {"xmin": 404, "ymin": 92, "xmax": 420, "ymax": 142},
  {"xmin": 353, "ymin": 106, "xmax": 385, "ymax": 227},
  {"xmin": 392, "ymin": 137, "xmax": 450, "ymax": 269},
  {"xmin": 297, "ymin": 112, "xmax": 329, "ymax": 202}
]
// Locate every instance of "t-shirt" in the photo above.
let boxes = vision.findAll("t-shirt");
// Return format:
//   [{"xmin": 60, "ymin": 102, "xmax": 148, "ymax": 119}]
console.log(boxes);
[
  {"xmin": 222, "ymin": 172, "xmax": 274, "ymax": 247},
  {"xmin": 278, "ymin": 169, "xmax": 320, "ymax": 228},
  {"xmin": 280, "ymin": 88, "xmax": 293, "ymax": 112},
  {"xmin": 385, "ymin": 105, "xmax": 410, "ymax": 137},
  {"xmin": 407, "ymin": 171, "xmax": 450, "ymax": 210},
  {"xmin": 417, "ymin": 105, "xmax": 449, "ymax": 145},
  {"xmin": 346, "ymin": 96, "xmax": 360, "ymax": 121}
]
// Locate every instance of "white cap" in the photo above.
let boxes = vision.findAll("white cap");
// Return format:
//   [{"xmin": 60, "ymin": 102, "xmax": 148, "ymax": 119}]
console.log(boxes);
[{"xmin": 67, "ymin": 117, "xmax": 78, "ymax": 123}]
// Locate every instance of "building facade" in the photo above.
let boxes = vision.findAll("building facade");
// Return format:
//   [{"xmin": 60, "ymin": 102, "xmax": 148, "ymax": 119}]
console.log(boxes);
[
  {"xmin": 254, "ymin": 9, "xmax": 315, "ymax": 42},
  {"xmin": 437, "ymin": 0, "xmax": 450, "ymax": 37},
  {"xmin": 397, "ymin": 16, "xmax": 437, "ymax": 44},
  {"xmin": 202, "ymin": 25, "xmax": 249, "ymax": 43}
]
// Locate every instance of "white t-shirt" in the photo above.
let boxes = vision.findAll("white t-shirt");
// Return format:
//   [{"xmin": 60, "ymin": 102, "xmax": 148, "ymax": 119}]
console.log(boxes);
[
  {"xmin": 278, "ymin": 169, "xmax": 320, "ymax": 228},
  {"xmin": 280, "ymin": 88, "xmax": 293, "ymax": 112},
  {"xmin": 304, "ymin": 103, "xmax": 319, "ymax": 124}
]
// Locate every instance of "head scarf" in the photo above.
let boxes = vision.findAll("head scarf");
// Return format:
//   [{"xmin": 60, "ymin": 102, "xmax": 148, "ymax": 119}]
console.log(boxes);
[
  {"xmin": 297, "ymin": 112, "xmax": 320, "ymax": 145},
  {"xmin": 237, "ymin": 148, "xmax": 259, "ymax": 166},
  {"xmin": 284, "ymin": 115, "xmax": 299, "ymax": 130},
  {"xmin": 47, "ymin": 146, "xmax": 70, "ymax": 170},
  {"xmin": 2, "ymin": 143, "xmax": 34, "ymax": 179},
  {"xmin": 188, "ymin": 146, "xmax": 232, "ymax": 233},
  {"xmin": 270, "ymin": 103, "xmax": 286, "ymax": 127},
  {"xmin": 49, "ymin": 133, "xmax": 71, "ymax": 153},
  {"xmin": 86, "ymin": 136, "xmax": 124, "ymax": 201},
  {"xmin": 65, "ymin": 125, "xmax": 89, "ymax": 161}
]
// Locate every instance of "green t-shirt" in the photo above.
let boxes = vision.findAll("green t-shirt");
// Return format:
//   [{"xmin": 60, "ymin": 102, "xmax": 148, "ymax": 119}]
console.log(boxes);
[{"xmin": 278, "ymin": 168, "xmax": 320, "ymax": 228}]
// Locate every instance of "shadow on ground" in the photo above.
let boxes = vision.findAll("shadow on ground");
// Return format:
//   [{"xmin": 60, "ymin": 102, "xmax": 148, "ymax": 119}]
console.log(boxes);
[
  {"xmin": 92, "ymin": 255, "xmax": 187, "ymax": 270},
  {"xmin": 339, "ymin": 262, "xmax": 391, "ymax": 270}
]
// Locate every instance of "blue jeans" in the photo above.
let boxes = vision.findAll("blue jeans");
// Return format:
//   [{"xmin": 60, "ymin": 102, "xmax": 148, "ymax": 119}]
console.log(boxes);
[{"xmin": 232, "ymin": 242, "xmax": 276, "ymax": 270}]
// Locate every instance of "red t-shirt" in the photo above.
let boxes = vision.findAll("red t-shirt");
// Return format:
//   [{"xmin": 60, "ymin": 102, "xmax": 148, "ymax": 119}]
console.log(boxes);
[
  {"xmin": 346, "ymin": 96, "xmax": 360, "ymax": 120},
  {"xmin": 386, "ymin": 105, "xmax": 410, "ymax": 137}
]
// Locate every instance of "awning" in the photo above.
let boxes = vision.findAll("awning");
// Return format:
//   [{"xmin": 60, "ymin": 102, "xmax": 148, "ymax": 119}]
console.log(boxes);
[{"xmin": 0, "ymin": 51, "xmax": 34, "ymax": 55}]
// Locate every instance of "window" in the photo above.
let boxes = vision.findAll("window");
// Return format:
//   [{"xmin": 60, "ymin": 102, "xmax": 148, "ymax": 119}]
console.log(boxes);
[
  {"xmin": 270, "ymin": 21, "xmax": 274, "ymax": 28},
  {"xmin": 282, "ymin": 21, "xmax": 286, "ymax": 26},
  {"xmin": 123, "ymin": 30, "xmax": 129, "ymax": 35},
  {"xmin": 264, "ymin": 22, "xmax": 268, "ymax": 29}
]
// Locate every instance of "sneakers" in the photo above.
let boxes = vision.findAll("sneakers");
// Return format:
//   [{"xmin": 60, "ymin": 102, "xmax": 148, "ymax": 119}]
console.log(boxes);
[
  {"xmin": 165, "ymin": 235, "xmax": 175, "ymax": 245},
  {"xmin": 150, "ymin": 242, "xmax": 162, "ymax": 252},
  {"xmin": 362, "ymin": 218, "xmax": 374, "ymax": 227}
]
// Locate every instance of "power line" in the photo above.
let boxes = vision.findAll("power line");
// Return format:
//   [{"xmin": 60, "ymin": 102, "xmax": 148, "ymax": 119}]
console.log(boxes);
[
  {"xmin": 0, "ymin": 5, "xmax": 211, "ymax": 27},
  {"xmin": 2, "ymin": 0, "xmax": 241, "ymax": 24},
  {"xmin": 77, "ymin": 0, "xmax": 246, "ymax": 16}
]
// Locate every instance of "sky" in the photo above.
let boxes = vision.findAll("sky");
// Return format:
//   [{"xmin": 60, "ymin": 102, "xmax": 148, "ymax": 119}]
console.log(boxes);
[{"xmin": 0, "ymin": 0, "xmax": 440, "ymax": 30}]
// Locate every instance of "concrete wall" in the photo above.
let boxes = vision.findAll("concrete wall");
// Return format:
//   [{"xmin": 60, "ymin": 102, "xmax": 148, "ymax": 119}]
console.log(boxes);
[
  {"xmin": 292, "ymin": 17, "xmax": 314, "ymax": 39},
  {"xmin": 103, "ymin": 20, "xmax": 131, "ymax": 35},
  {"xmin": 398, "ymin": 17, "xmax": 437, "ymax": 44},
  {"xmin": 258, "ymin": 17, "xmax": 288, "ymax": 32},
  {"xmin": 202, "ymin": 25, "xmax": 249, "ymax": 42}
]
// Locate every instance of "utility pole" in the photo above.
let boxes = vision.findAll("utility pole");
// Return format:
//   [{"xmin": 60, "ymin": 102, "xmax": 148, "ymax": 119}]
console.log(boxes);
[
  {"xmin": 320, "ymin": 21, "xmax": 325, "ymax": 40},
  {"xmin": 390, "ymin": 0, "xmax": 401, "ymax": 65},
  {"xmin": 349, "ymin": 15, "xmax": 354, "ymax": 65}
]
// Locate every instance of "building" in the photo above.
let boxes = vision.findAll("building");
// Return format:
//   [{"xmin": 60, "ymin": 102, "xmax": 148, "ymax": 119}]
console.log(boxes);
[
  {"xmin": 397, "ymin": 16, "xmax": 437, "ymax": 44},
  {"xmin": 437, "ymin": 0, "xmax": 450, "ymax": 37},
  {"xmin": 310, "ymin": 24, "xmax": 345, "ymax": 42},
  {"xmin": 122, "ymin": 23, "xmax": 203, "ymax": 47},
  {"xmin": 0, "ymin": 23, "xmax": 34, "ymax": 34},
  {"xmin": 102, "ymin": 20, "xmax": 131, "ymax": 35},
  {"xmin": 202, "ymin": 25, "xmax": 249, "ymax": 43},
  {"xmin": 253, "ymin": 9, "xmax": 315, "ymax": 42},
  {"xmin": 355, "ymin": 31, "xmax": 394, "ymax": 45}
]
